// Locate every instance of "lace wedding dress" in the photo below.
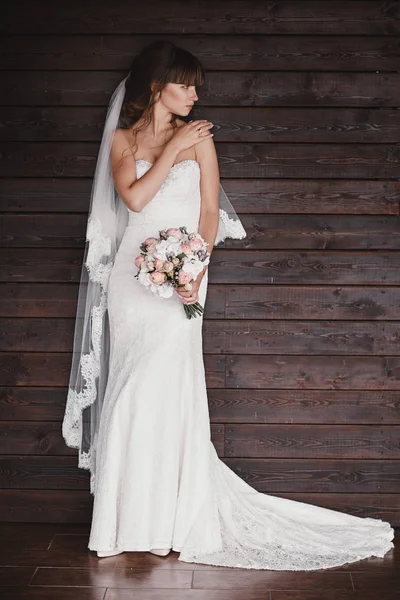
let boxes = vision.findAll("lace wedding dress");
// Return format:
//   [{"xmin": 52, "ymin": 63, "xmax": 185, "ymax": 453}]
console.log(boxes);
[{"xmin": 87, "ymin": 158, "xmax": 395, "ymax": 570}]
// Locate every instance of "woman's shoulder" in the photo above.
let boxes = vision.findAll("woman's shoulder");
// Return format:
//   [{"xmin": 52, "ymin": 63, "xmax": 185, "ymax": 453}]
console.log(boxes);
[
  {"xmin": 113, "ymin": 127, "xmax": 130, "ymax": 143},
  {"xmin": 112, "ymin": 127, "xmax": 127, "ymax": 148},
  {"xmin": 111, "ymin": 128, "xmax": 131, "ymax": 157},
  {"xmin": 114, "ymin": 127, "xmax": 132, "ymax": 140}
]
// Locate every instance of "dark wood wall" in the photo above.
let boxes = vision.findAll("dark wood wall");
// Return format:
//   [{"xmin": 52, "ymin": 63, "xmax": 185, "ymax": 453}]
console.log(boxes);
[{"xmin": 1, "ymin": 0, "xmax": 400, "ymax": 523}]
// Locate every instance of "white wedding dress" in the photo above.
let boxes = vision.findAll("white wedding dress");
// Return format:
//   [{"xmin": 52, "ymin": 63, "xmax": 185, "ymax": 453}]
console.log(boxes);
[{"xmin": 87, "ymin": 158, "xmax": 395, "ymax": 570}]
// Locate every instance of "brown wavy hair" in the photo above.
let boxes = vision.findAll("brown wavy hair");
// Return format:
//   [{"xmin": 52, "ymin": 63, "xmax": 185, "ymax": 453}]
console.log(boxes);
[{"xmin": 117, "ymin": 40, "xmax": 205, "ymax": 166}]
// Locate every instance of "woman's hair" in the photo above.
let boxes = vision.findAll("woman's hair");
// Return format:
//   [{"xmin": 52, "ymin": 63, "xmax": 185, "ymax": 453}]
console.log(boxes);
[{"xmin": 117, "ymin": 40, "xmax": 205, "ymax": 164}]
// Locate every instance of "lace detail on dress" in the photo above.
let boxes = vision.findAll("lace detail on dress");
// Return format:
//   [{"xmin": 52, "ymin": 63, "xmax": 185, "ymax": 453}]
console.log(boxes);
[
  {"xmin": 180, "ymin": 505, "xmax": 395, "ymax": 570},
  {"xmin": 177, "ymin": 445, "xmax": 395, "ymax": 570}
]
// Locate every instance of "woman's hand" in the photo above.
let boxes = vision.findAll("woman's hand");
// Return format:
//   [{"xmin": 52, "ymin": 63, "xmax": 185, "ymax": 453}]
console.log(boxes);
[
  {"xmin": 168, "ymin": 120, "xmax": 214, "ymax": 154},
  {"xmin": 176, "ymin": 270, "xmax": 205, "ymax": 305}
]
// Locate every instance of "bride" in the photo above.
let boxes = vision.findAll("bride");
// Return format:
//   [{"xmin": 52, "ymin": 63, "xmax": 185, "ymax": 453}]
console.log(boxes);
[{"xmin": 62, "ymin": 40, "xmax": 394, "ymax": 569}]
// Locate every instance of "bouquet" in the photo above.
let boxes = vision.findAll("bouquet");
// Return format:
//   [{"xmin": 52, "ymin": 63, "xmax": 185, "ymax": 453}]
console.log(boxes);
[{"xmin": 134, "ymin": 226, "xmax": 210, "ymax": 319}]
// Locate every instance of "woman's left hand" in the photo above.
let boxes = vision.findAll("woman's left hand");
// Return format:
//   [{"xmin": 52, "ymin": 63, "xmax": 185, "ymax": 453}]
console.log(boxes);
[{"xmin": 176, "ymin": 271, "xmax": 205, "ymax": 305}]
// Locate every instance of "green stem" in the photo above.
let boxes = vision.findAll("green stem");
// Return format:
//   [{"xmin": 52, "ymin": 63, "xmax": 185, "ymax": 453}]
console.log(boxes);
[{"xmin": 183, "ymin": 301, "xmax": 204, "ymax": 319}]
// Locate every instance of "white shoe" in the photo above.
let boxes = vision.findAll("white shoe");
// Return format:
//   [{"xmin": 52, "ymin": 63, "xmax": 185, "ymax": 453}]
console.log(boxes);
[
  {"xmin": 149, "ymin": 548, "xmax": 171, "ymax": 556},
  {"xmin": 97, "ymin": 549, "xmax": 123, "ymax": 557}
]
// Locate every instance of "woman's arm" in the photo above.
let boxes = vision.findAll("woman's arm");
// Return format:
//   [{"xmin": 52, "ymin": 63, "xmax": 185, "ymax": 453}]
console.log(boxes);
[
  {"xmin": 195, "ymin": 135, "xmax": 220, "ymax": 276},
  {"xmin": 110, "ymin": 129, "xmax": 180, "ymax": 212}
]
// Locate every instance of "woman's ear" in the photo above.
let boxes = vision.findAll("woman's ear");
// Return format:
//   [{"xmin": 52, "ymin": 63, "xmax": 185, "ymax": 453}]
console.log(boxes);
[{"xmin": 150, "ymin": 81, "xmax": 161, "ymax": 101}]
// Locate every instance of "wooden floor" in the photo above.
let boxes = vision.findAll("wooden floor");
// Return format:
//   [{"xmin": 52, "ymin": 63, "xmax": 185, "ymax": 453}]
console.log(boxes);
[{"xmin": 0, "ymin": 523, "xmax": 398, "ymax": 599}]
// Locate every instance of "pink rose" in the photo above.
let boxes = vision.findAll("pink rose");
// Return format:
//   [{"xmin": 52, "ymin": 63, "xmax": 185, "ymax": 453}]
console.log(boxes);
[
  {"xmin": 144, "ymin": 237, "xmax": 158, "ymax": 254},
  {"xmin": 180, "ymin": 243, "xmax": 192, "ymax": 255},
  {"xmin": 134, "ymin": 255, "xmax": 145, "ymax": 268},
  {"xmin": 154, "ymin": 258, "xmax": 165, "ymax": 271},
  {"xmin": 189, "ymin": 237, "xmax": 203, "ymax": 251},
  {"xmin": 166, "ymin": 228, "xmax": 183, "ymax": 239},
  {"xmin": 144, "ymin": 236, "xmax": 158, "ymax": 246},
  {"xmin": 178, "ymin": 270, "xmax": 192, "ymax": 285},
  {"xmin": 149, "ymin": 271, "xmax": 166, "ymax": 285}
]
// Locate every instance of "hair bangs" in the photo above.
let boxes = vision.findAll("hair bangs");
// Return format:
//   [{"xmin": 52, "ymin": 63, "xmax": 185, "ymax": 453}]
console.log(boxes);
[{"xmin": 165, "ymin": 52, "xmax": 205, "ymax": 88}]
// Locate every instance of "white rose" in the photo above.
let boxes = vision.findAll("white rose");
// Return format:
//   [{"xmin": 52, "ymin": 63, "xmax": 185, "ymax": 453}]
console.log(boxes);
[
  {"xmin": 154, "ymin": 239, "xmax": 181, "ymax": 259},
  {"xmin": 138, "ymin": 269, "xmax": 151, "ymax": 286},
  {"xmin": 182, "ymin": 258, "xmax": 203, "ymax": 279},
  {"xmin": 151, "ymin": 282, "xmax": 174, "ymax": 298}
]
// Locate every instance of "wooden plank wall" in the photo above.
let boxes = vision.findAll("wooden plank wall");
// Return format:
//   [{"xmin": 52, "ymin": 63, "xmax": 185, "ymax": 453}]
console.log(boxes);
[{"xmin": 1, "ymin": 0, "xmax": 400, "ymax": 523}]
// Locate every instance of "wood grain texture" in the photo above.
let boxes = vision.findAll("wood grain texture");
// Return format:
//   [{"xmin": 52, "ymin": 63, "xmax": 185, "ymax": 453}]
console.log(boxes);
[
  {"xmin": 2, "ymin": 317, "xmax": 400, "ymax": 354},
  {"xmin": 2, "ymin": 35, "xmax": 400, "ymax": 71},
  {"xmin": 2, "ymin": 71, "xmax": 400, "ymax": 106},
  {"xmin": 1, "ymin": 352, "xmax": 400, "ymax": 389},
  {"xmin": 1, "ymin": 0, "xmax": 400, "ymax": 524},
  {"xmin": 2, "ymin": 387, "xmax": 399, "ymax": 423},
  {"xmin": 2, "ymin": 455, "xmax": 399, "ymax": 493},
  {"xmin": 0, "ymin": 421, "xmax": 225, "ymax": 459},
  {"xmin": 2, "ymin": 214, "xmax": 400, "ymax": 249},
  {"xmin": 3, "ymin": 107, "xmax": 400, "ymax": 144},
  {"xmin": 207, "ymin": 388, "xmax": 400, "ymax": 424},
  {"xmin": 2, "ymin": 178, "xmax": 399, "ymax": 214},
  {"xmin": 224, "ymin": 424, "xmax": 400, "ymax": 458},
  {"xmin": 2, "ymin": 142, "xmax": 400, "ymax": 178},
  {"xmin": 2, "ymin": 249, "xmax": 400, "ymax": 284},
  {"xmin": 1, "ymin": 421, "xmax": 398, "ymax": 459},
  {"xmin": 1, "ymin": 283, "xmax": 400, "ymax": 320},
  {"xmin": 0, "ymin": 353, "xmax": 226, "ymax": 387},
  {"xmin": 3, "ymin": 1, "xmax": 400, "ymax": 35},
  {"xmin": 226, "ymin": 354, "xmax": 400, "ymax": 389}
]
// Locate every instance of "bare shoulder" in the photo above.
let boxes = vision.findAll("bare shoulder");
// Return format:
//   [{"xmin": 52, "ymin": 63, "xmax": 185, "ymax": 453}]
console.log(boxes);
[
  {"xmin": 110, "ymin": 128, "xmax": 136, "ymax": 175},
  {"xmin": 111, "ymin": 127, "xmax": 129, "ymax": 152}
]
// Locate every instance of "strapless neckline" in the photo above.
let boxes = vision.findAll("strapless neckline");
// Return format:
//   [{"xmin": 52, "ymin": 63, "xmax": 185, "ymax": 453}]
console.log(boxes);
[{"xmin": 135, "ymin": 158, "xmax": 200, "ymax": 172}]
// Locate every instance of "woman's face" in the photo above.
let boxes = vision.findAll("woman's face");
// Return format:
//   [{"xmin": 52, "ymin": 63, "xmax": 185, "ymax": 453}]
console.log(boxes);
[{"xmin": 159, "ymin": 82, "xmax": 199, "ymax": 116}]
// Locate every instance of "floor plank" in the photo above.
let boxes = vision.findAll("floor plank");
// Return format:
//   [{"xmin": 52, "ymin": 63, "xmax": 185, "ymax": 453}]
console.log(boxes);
[
  {"xmin": 192, "ymin": 570, "xmax": 353, "ymax": 590},
  {"xmin": 30, "ymin": 566, "xmax": 193, "ymax": 588},
  {"xmin": 0, "ymin": 588, "xmax": 107, "ymax": 600},
  {"xmin": 0, "ymin": 523, "xmax": 397, "ymax": 600}
]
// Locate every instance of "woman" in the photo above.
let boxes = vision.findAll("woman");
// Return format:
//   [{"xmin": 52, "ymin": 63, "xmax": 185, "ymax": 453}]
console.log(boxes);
[{"xmin": 62, "ymin": 40, "xmax": 394, "ymax": 569}]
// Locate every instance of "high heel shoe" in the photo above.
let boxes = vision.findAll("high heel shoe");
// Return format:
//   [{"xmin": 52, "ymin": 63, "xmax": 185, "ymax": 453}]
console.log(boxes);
[
  {"xmin": 149, "ymin": 548, "xmax": 171, "ymax": 556},
  {"xmin": 97, "ymin": 549, "xmax": 123, "ymax": 557}
]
